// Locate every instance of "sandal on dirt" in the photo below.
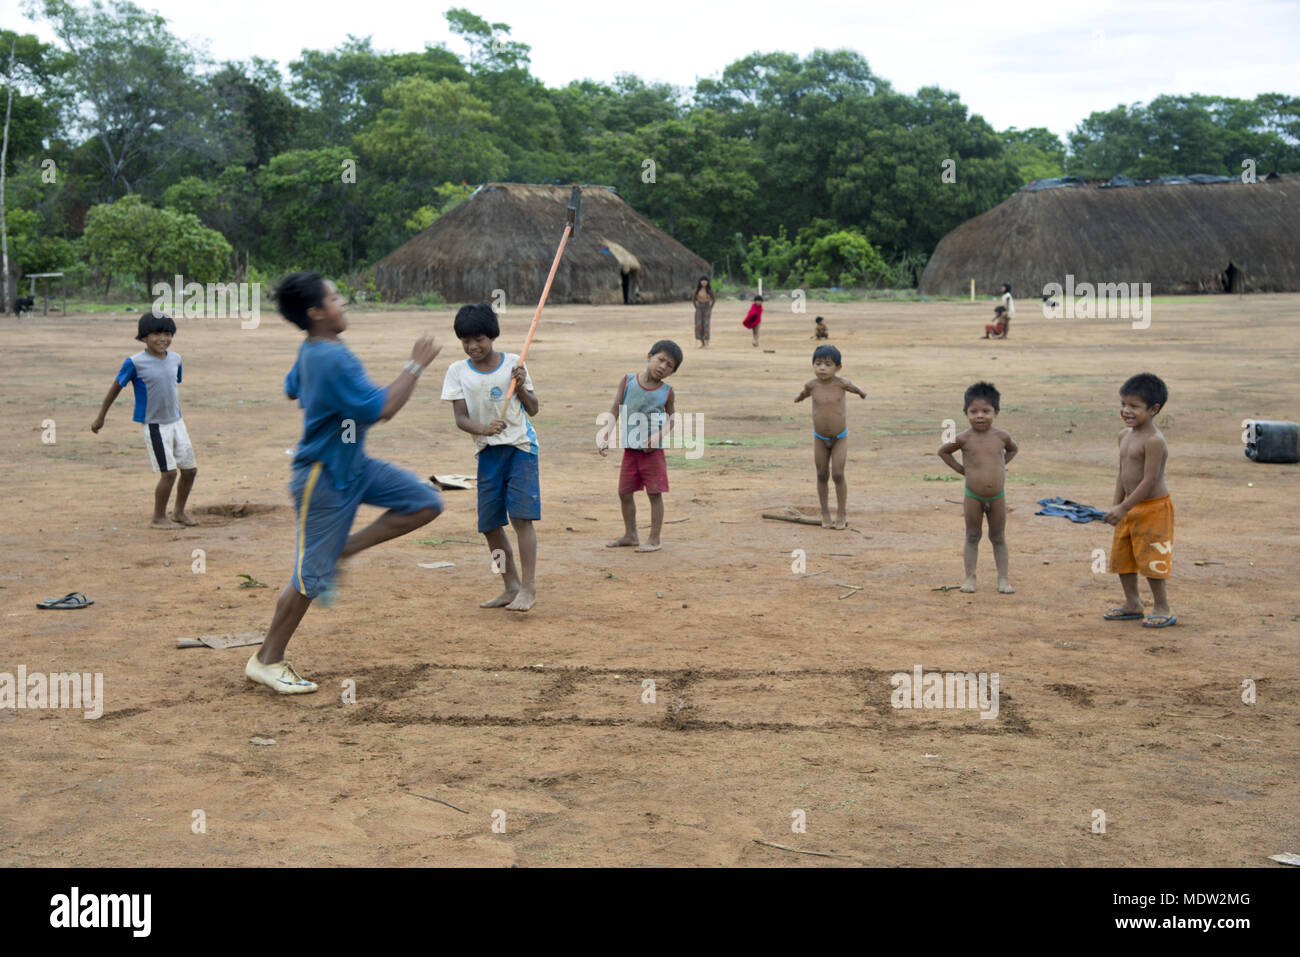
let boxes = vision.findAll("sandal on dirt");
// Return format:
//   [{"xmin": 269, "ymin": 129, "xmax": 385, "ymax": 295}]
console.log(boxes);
[
  {"xmin": 37, "ymin": 592, "xmax": 94, "ymax": 610},
  {"xmin": 1102, "ymin": 607, "xmax": 1143, "ymax": 620},
  {"xmin": 1142, "ymin": 615, "xmax": 1177, "ymax": 628}
]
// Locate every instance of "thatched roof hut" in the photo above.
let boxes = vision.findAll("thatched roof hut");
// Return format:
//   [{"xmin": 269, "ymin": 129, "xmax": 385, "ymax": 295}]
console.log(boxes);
[
  {"xmin": 919, "ymin": 175, "xmax": 1300, "ymax": 296},
  {"xmin": 374, "ymin": 183, "xmax": 710, "ymax": 305}
]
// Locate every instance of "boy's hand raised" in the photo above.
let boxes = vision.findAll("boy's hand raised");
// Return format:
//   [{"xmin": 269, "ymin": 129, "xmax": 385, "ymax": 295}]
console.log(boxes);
[
  {"xmin": 412, "ymin": 336, "xmax": 440, "ymax": 368},
  {"xmin": 511, "ymin": 364, "xmax": 527, "ymax": 386}
]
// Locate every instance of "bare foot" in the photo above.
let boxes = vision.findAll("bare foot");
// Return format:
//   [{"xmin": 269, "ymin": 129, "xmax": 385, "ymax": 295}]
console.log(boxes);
[
  {"xmin": 833, "ymin": 518, "xmax": 848, "ymax": 530},
  {"xmin": 997, "ymin": 581, "xmax": 1016, "ymax": 594},
  {"xmin": 606, "ymin": 534, "xmax": 639, "ymax": 548},
  {"xmin": 635, "ymin": 542, "xmax": 662, "ymax": 552},
  {"xmin": 151, "ymin": 516, "xmax": 183, "ymax": 529},
  {"xmin": 480, "ymin": 587, "xmax": 518, "ymax": 608},
  {"xmin": 172, "ymin": 511, "xmax": 198, "ymax": 527},
  {"xmin": 821, "ymin": 514, "xmax": 834, "ymax": 529},
  {"xmin": 960, "ymin": 578, "xmax": 977, "ymax": 593},
  {"xmin": 506, "ymin": 589, "xmax": 535, "ymax": 612}
]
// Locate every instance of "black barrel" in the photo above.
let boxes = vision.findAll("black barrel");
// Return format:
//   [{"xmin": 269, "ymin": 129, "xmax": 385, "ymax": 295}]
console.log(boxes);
[{"xmin": 1245, "ymin": 420, "xmax": 1300, "ymax": 464}]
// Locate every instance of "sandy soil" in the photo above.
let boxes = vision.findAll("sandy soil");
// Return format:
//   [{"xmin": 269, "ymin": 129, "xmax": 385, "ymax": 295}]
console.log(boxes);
[{"xmin": 1, "ymin": 294, "xmax": 1297, "ymax": 867}]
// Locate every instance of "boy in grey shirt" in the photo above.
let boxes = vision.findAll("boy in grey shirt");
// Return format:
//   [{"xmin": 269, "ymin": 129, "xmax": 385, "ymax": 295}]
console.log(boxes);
[{"xmin": 91, "ymin": 312, "xmax": 199, "ymax": 528}]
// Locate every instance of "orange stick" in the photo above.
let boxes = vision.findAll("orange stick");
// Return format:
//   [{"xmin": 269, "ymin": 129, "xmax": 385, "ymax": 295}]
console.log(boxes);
[{"xmin": 500, "ymin": 223, "xmax": 572, "ymax": 408}]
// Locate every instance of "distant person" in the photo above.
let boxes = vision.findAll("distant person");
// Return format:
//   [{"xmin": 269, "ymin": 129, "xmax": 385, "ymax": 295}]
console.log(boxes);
[
  {"xmin": 812, "ymin": 316, "xmax": 829, "ymax": 339},
  {"xmin": 1102, "ymin": 372, "xmax": 1175, "ymax": 628},
  {"xmin": 794, "ymin": 345, "xmax": 867, "ymax": 529},
  {"xmin": 691, "ymin": 276, "xmax": 715, "ymax": 348},
  {"xmin": 599, "ymin": 340, "xmax": 682, "ymax": 552},
  {"xmin": 246, "ymin": 272, "xmax": 443, "ymax": 695},
  {"xmin": 742, "ymin": 295, "xmax": 764, "ymax": 347},
  {"xmin": 983, "ymin": 305, "xmax": 1009, "ymax": 339},
  {"xmin": 1000, "ymin": 283, "xmax": 1015, "ymax": 319},
  {"xmin": 90, "ymin": 311, "xmax": 199, "ymax": 529},
  {"xmin": 937, "ymin": 382, "xmax": 1019, "ymax": 594},
  {"xmin": 443, "ymin": 302, "xmax": 541, "ymax": 612}
]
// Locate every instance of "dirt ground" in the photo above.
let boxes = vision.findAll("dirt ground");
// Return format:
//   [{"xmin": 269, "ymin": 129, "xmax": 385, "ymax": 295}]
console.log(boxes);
[{"xmin": 2, "ymin": 294, "xmax": 1297, "ymax": 867}]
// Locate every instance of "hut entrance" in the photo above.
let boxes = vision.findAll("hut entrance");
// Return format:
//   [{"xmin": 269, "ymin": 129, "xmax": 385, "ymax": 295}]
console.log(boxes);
[
  {"xmin": 603, "ymin": 240, "xmax": 642, "ymax": 305},
  {"xmin": 1224, "ymin": 262, "xmax": 1243, "ymax": 293}
]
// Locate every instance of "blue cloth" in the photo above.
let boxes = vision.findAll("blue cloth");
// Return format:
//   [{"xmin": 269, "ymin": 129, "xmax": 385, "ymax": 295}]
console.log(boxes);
[
  {"xmin": 476, "ymin": 444, "xmax": 540, "ymax": 533},
  {"xmin": 289, "ymin": 458, "xmax": 442, "ymax": 598},
  {"xmin": 1035, "ymin": 497, "xmax": 1107, "ymax": 523},
  {"xmin": 814, "ymin": 426, "xmax": 848, "ymax": 443},
  {"xmin": 285, "ymin": 339, "xmax": 387, "ymax": 490},
  {"xmin": 116, "ymin": 351, "xmax": 182, "ymax": 424}
]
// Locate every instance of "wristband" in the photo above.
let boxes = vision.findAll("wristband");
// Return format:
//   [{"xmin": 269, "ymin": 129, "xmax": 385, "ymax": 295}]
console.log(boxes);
[{"xmin": 403, "ymin": 360, "xmax": 425, "ymax": 377}]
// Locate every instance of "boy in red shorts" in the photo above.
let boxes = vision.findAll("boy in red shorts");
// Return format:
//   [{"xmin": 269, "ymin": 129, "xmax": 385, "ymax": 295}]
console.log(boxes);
[
  {"xmin": 598, "ymin": 340, "xmax": 682, "ymax": 552},
  {"xmin": 1102, "ymin": 372, "xmax": 1176, "ymax": 628}
]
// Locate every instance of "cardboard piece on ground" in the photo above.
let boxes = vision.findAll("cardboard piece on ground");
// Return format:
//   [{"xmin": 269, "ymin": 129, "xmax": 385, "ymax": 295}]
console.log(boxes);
[
  {"xmin": 176, "ymin": 632, "xmax": 263, "ymax": 650},
  {"xmin": 431, "ymin": 474, "xmax": 475, "ymax": 490}
]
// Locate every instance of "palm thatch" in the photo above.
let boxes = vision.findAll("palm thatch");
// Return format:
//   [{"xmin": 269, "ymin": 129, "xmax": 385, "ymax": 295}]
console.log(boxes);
[
  {"xmin": 374, "ymin": 183, "xmax": 709, "ymax": 305},
  {"xmin": 919, "ymin": 175, "xmax": 1300, "ymax": 296}
]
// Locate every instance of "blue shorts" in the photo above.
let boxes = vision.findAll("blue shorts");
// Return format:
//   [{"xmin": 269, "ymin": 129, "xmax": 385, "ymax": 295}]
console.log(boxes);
[
  {"xmin": 289, "ymin": 458, "xmax": 443, "ymax": 598},
  {"xmin": 476, "ymin": 444, "xmax": 540, "ymax": 533}
]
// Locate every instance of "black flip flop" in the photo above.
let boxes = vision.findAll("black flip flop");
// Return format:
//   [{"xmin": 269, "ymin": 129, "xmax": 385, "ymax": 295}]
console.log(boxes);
[{"xmin": 36, "ymin": 592, "xmax": 94, "ymax": 610}]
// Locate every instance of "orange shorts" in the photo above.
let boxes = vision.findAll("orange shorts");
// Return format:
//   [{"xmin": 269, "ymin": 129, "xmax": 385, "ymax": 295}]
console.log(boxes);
[{"xmin": 1109, "ymin": 494, "xmax": 1174, "ymax": 579}]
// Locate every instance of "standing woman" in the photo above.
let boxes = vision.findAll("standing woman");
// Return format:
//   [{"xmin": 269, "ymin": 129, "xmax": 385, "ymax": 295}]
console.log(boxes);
[
  {"xmin": 1000, "ymin": 283, "xmax": 1015, "ymax": 320},
  {"xmin": 692, "ymin": 276, "xmax": 715, "ymax": 348}
]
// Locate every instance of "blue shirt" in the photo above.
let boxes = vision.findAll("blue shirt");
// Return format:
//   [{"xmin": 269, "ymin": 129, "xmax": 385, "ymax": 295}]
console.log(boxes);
[
  {"xmin": 116, "ymin": 350, "xmax": 182, "ymax": 424},
  {"xmin": 285, "ymin": 338, "xmax": 387, "ymax": 489}
]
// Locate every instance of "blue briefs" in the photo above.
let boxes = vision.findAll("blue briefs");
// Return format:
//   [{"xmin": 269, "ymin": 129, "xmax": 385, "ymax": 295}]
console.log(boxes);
[{"xmin": 814, "ymin": 427, "xmax": 848, "ymax": 444}]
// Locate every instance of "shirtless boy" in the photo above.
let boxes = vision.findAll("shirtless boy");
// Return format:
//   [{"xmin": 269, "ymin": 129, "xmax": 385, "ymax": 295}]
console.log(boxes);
[
  {"xmin": 937, "ymin": 381, "xmax": 1019, "ymax": 593},
  {"xmin": 795, "ymin": 345, "xmax": 867, "ymax": 529},
  {"xmin": 1102, "ymin": 373, "xmax": 1175, "ymax": 628}
]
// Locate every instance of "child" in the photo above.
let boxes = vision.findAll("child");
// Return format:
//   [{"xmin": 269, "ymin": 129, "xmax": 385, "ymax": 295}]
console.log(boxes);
[
  {"xmin": 1102, "ymin": 372, "xmax": 1175, "ymax": 627},
  {"xmin": 599, "ymin": 340, "xmax": 682, "ymax": 552},
  {"xmin": 742, "ymin": 295, "xmax": 763, "ymax": 347},
  {"xmin": 812, "ymin": 316, "xmax": 829, "ymax": 339},
  {"xmin": 692, "ymin": 276, "xmax": 715, "ymax": 348},
  {"xmin": 246, "ymin": 272, "xmax": 443, "ymax": 694},
  {"xmin": 442, "ymin": 303, "xmax": 541, "ymax": 612},
  {"xmin": 937, "ymin": 382, "xmax": 1019, "ymax": 593},
  {"xmin": 90, "ymin": 311, "xmax": 198, "ymax": 528},
  {"xmin": 983, "ymin": 305, "xmax": 1008, "ymax": 339},
  {"xmin": 794, "ymin": 345, "xmax": 867, "ymax": 529}
]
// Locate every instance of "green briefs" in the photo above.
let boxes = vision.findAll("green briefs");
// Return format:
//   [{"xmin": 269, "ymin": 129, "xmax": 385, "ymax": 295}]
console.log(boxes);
[{"xmin": 964, "ymin": 487, "xmax": 1005, "ymax": 503}]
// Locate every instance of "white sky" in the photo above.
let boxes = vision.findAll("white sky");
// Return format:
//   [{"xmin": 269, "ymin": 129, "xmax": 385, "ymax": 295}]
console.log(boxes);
[{"xmin": 7, "ymin": 0, "xmax": 1300, "ymax": 141}]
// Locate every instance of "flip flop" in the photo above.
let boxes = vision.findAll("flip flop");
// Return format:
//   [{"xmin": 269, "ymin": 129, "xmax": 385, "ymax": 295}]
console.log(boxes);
[
  {"xmin": 37, "ymin": 592, "xmax": 94, "ymax": 610},
  {"xmin": 1102, "ymin": 608, "xmax": 1143, "ymax": 620},
  {"xmin": 1142, "ymin": 615, "xmax": 1177, "ymax": 628}
]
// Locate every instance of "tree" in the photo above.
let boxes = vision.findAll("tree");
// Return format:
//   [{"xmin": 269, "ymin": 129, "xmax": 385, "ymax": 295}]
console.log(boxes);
[
  {"xmin": 26, "ymin": 0, "xmax": 211, "ymax": 197},
  {"xmin": 82, "ymin": 193, "xmax": 230, "ymax": 292}
]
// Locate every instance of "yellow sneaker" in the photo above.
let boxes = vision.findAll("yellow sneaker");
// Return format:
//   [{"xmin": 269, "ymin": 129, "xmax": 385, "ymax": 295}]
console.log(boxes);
[{"xmin": 245, "ymin": 653, "xmax": 318, "ymax": 694}]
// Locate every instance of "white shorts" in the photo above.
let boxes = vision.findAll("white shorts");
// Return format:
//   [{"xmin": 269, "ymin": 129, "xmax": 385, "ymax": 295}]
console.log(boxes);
[{"xmin": 142, "ymin": 419, "xmax": 196, "ymax": 472}]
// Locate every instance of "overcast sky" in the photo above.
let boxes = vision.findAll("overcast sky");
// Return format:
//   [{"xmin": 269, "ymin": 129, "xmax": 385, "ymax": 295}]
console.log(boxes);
[{"xmin": 9, "ymin": 0, "xmax": 1300, "ymax": 140}]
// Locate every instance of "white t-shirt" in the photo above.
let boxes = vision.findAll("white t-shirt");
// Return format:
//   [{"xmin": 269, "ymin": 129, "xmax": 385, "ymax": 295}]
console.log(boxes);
[
  {"xmin": 1001, "ymin": 291, "xmax": 1015, "ymax": 316},
  {"xmin": 441, "ymin": 352, "xmax": 538, "ymax": 455}
]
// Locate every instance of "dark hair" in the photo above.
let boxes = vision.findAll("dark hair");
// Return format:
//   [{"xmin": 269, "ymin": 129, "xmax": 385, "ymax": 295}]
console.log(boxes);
[
  {"xmin": 1120, "ymin": 372, "xmax": 1168, "ymax": 412},
  {"xmin": 964, "ymin": 381, "xmax": 1000, "ymax": 412},
  {"xmin": 649, "ymin": 339, "xmax": 683, "ymax": 371},
  {"xmin": 814, "ymin": 315, "xmax": 825, "ymax": 323},
  {"xmin": 453, "ymin": 302, "xmax": 499, "ymax": 340},
  {"xmin": 1001, "ymin": 283, "xmax": 1012, "ymax": 295},
  {"xmin": 136, "ymin": 311, "xmax": 176, "ymax": 341},
  {"xmin": 753, "ymin": 295, "xmax": 764, "ymax": 302},
  {"xmin": 812, "ymin": 345, "xmax": 842, "ymax": 366},
  {"xmin": 994, "ymin": 305, "xmax": 1006, "ymax": 315},
  {"xmin": 694, "ymin": 276, "xmax": 711, "ymax": 291},
  {"xmin": 274, "ymin": 271, "xmax": 328, "ymax": 331}
]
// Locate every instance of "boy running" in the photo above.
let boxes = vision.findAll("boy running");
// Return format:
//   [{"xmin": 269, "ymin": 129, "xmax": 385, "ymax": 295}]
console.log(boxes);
[
  {"xmin": 937, "ymin": 381, "xmax": 1019, "ymax": 593},
  {"xmin": 246, "ymin": 272, "xmax": 443, "ymax": 694},
  {"xmin": 599, "ymin": 340, "xmax": 682, "ymax": 552},
  {"xmin": 90, "ymin": 311, "xmax": 198, "ymax": 528},
  {"xmin": 442, "ymin": 303, "xmax": 541, "ymax": 612},
  {"xmin": 1102, "ymin": 372, "xmax": 1175, "ymax": 628}
]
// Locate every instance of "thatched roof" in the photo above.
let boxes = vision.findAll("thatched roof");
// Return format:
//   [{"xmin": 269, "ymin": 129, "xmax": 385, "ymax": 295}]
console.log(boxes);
[
  {"xmin": 919, "ymin": 175, "xmax": 1300, "ymax": 296},
  {"xmin": 374, "ymin": 183, "xmax": 709, "ymax": 305}
]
